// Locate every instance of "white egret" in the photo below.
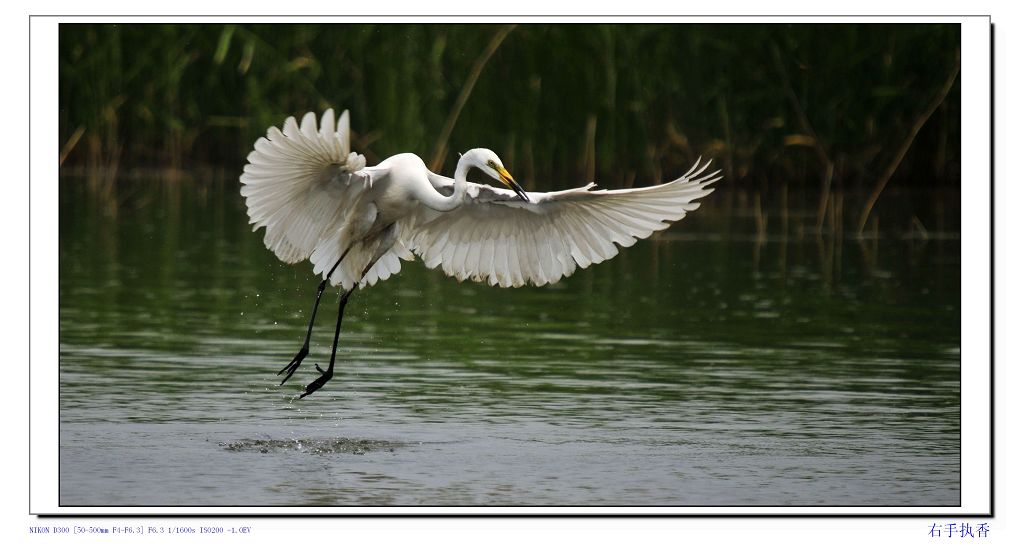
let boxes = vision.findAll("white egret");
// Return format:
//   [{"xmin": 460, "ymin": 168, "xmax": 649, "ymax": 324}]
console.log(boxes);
[{"xmin": 241, "ymin": 109, "xmax": 720, "ymax": 397}]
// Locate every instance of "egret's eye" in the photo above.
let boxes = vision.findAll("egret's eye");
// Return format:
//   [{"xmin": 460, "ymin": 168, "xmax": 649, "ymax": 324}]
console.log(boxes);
[{"xmin": 487, "ymin": 160, "xmax": 497, "ymax": 169}]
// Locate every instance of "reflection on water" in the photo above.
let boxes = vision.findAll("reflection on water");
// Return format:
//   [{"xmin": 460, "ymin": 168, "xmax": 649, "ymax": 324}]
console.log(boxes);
[{"xmin": 59, "ymin": 178, "xmax": 960, "ymax": 506}]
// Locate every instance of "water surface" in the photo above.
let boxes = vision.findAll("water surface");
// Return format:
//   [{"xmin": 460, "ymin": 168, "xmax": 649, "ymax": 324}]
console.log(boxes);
[{"xmin": 59, "ymin": 177, "xmax": 960, "ymax": 506}]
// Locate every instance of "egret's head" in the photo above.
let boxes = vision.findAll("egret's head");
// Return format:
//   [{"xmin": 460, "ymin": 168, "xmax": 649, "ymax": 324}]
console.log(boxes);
[{"xmin": 463, "ymin": 148, "xmax": 529, "ymax": 202}]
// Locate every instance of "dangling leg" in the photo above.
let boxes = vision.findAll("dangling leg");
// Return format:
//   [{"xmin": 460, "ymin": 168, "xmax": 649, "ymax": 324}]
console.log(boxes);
[
  {"xmin": 277, "ymin": 248, "xmax": 351, "ymax": 385},
  {"xmin": 298, "ymin": 226, "xmax": 396, "ymax": 398},
  {"xmin": 298, "ymin": 285, "xmax": 357, "ymax": 398}
]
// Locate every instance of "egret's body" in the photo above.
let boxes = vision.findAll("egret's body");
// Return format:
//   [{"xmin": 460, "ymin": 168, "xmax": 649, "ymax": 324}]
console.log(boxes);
[{"xmin": 241, "ymin": 109, "xmax": 719, "ymax": 397}]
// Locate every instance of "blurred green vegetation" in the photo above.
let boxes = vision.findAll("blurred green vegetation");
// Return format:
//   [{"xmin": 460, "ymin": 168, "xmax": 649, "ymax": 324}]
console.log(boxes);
[{"xmin": 59, "ymin": 23, "xmax": 960, "ymax": 233}]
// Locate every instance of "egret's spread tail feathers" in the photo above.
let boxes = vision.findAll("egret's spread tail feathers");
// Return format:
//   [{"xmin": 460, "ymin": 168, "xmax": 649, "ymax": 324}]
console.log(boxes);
[
  {"xmin": 240, "ymin": 109, "xmax": 368, "ymax": 265},
  {"xmin": 310, "ymin": 213, "xmax": 416, "ymax": 291}
]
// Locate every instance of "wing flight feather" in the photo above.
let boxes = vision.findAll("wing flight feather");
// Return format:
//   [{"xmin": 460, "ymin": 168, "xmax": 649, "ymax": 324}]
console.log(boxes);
[{"xmin": 409, "ymin": 160, "xmax": 720, "ymax": 287}]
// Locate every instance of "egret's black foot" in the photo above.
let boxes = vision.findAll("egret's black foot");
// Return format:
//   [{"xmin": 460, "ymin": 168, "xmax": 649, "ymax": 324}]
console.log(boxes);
[
  {"xmin": 277, "ymin": 345, "xmax": 309, "ymax": 385},
  {"xmin": 298, "ymin": 368, "xmax": 334, "ymax": 399}
]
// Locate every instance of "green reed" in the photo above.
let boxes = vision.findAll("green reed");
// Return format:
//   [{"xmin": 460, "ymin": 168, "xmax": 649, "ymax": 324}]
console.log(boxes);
[{"xmin": 59, "ymin": 23, "xmax": 960, "ymax": 233}]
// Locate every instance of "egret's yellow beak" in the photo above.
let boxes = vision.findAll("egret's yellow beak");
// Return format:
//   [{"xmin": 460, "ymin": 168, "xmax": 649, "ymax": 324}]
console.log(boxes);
[{"xmin": 497, "ymin": 166, "xmax": 530, "ymax": 202}]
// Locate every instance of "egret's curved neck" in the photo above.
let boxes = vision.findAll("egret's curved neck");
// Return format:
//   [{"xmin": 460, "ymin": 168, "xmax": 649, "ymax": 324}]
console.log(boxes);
[{"xmin": 421, "ymin": 159, "xmax": 469, "ymax": 212}]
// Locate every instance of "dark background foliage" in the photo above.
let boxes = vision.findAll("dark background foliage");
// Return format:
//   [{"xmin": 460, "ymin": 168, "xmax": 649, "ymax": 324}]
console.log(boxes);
[{"xmin": 59, "ymin": 23, "xmax": 961, "ymax": 234}]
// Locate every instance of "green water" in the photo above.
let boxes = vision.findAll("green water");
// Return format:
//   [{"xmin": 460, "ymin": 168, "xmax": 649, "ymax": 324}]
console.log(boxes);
[{"xmin": 58, "ymin": 176, "xmax": 960, "ymax": 506}]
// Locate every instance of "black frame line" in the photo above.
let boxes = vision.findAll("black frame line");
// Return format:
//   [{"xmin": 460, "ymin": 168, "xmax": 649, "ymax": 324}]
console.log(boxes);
[{"xmin": 35, "ymin": 14, "xmax": 992, "ymax": 518}]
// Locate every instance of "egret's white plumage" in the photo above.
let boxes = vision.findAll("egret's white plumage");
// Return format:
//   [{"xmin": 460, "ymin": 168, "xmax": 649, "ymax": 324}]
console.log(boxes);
[
  {"xmin": 413, "ymin": 162, "xmax": 717, "ymax": 287},
  {"xmin": 241, "ymin": 109, "xmax": 719, "ymax": 291},
  {"xmin": 240, "ymin": 109, "xmax": 719, "ymax": 397}
]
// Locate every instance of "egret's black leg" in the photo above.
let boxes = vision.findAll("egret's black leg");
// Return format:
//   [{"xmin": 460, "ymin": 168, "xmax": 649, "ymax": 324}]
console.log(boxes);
[
  {"xmin": 277, "ymin": 251, "xmax": 349, "ymax": 385},
  {"xmin": 276, "ymin": 277, "xmax": 326, "ymax": 385},
  {"xmin": 295, "ymin": 240, "xmax": 391, "ymax": 398},
  {"xmin": 299, "ymin": 286, "xmax": 357, "ymax": 398}
]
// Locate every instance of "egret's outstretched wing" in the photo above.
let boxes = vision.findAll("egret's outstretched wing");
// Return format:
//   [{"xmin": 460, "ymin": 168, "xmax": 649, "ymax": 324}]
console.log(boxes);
[
  {"xmin": 240, "ymin": 109, "xmax": 368, "ymax": 264},
  {"xmin": 409, "ymin": 160, "xmax": 720, "ymax": 287}
]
